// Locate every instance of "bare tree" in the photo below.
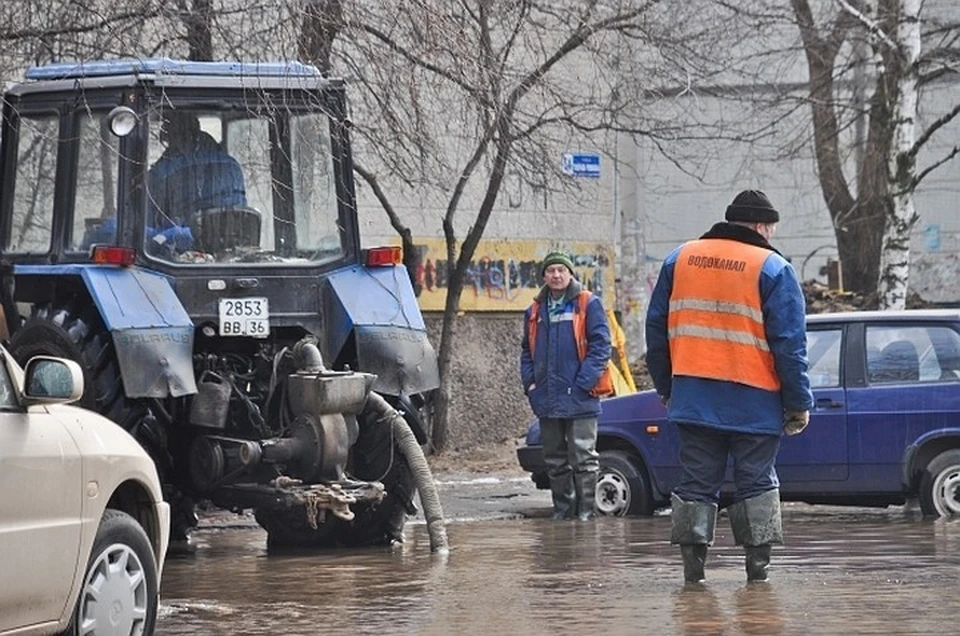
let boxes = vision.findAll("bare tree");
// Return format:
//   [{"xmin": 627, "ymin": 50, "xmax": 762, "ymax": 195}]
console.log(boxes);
[
  {"xmin": 790, "ymin": 0, "xmax": 960, "ymax": 302},
  {"xmin": 178, "ymin": 0, "xmax": 215, "ymax": 61},
  {"xmin": 0, "ymin": 0, "xmax": 159, "ymax": 79},
  {"xmin": 332, "ymin": 0, "xmax": 732, "ymax": 450},
  {"xmin": 297, "ymin": 0, "xmax": 342, "ymax": 73}
]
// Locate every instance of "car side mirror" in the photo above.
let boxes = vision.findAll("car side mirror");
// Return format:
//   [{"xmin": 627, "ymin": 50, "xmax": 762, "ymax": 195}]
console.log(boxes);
[{"xmin": 22, "ymin": 357, "xmax": 84, "ymax": 405}]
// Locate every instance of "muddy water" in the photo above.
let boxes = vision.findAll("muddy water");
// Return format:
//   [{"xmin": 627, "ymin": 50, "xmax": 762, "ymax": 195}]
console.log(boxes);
[{"xmin": 157, "ymin": 507, "xmax": 960, "ymax": 635}]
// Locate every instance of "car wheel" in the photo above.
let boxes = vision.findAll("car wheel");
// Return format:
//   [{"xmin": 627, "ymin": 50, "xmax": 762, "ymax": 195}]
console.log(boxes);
[
  {"xmin": 532, "ymin": 471, "xmax": 550, "ymax": 490},
  {"xmin": 596, "ymin": 450, "xmax": 653, "ymax": 517},
  {"xmin": 70, "ymin": 509, "xmax": 159, "ymax": 636},
  {"xmin": 919, "ymin": 449, "xmax": 960, "ymax": 517}
]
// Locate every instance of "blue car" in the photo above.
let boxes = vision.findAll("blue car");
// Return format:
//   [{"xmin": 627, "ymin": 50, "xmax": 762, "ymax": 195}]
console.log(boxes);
[{"xmin": 517, "ymin": 309, "xmax": 960, "ymax": 517}]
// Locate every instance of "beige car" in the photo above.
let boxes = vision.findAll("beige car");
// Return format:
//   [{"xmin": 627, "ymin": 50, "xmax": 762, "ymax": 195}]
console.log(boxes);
[{"xmin": 0, "ymin": 348, "xmax": 169, "ymax": 635}]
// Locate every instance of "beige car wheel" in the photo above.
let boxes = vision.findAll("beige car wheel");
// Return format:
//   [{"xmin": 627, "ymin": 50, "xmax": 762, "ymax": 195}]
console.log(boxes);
[{"xmin": 71, "ymin": 509, "xmax": 159, "ymax": 636}]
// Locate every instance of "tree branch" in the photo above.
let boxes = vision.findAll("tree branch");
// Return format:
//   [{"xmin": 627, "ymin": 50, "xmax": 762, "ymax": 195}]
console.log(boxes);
[
  {"xmin": 911, "ymin": 146, "xmax": 960, "ymax": 190},
  {"xmin": 909, "ymin": 102, "xmax": 960, "ymax": 159}
]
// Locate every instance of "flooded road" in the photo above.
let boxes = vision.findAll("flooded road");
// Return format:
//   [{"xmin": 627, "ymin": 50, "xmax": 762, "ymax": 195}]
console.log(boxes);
[{"xmin": 157, "ymin": 494, "xmax": 960, "ymax": 635}]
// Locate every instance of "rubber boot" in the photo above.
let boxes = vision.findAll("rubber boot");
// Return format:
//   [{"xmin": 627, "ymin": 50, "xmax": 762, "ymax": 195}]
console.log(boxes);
[
  {"xmin": 728, "ymin": 489, "xmax": 783, "ymax": 582},
  {"xmin": 549, "ymin": 470, "xmax": 576, "ymax": 520},
  {"xmin": 744, "ymin": 545, "xmax": 773, "ymax": 582},
  {"xmin": 670, "ymin": 493, "xmax": 718, "ymax": 583},
  {"xmin": 575, "ymin": 470, "xmax": 598, "ymax": 521},
  {"xmin": 680, "ymin": 545, "xmax": 708, "ymax": 584}
]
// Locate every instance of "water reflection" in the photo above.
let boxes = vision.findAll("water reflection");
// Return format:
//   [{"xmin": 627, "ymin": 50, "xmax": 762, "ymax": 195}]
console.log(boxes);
[
  {"xmin": 158, "ymin": 511, "xmax": 960, "ymax": 635},
  {"xmin": 673, "ymin": 585, "xmax": 728, "ymax": 634},
  {"xmin": 733, "ymin": 585, "xmax": 784, "ymax": 635}
]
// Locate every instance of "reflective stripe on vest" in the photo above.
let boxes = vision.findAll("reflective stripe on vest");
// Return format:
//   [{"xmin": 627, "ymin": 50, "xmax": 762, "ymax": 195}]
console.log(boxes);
[{"xmin": 668, "ymin": 239, "xmax": 780, "ymax": 391}]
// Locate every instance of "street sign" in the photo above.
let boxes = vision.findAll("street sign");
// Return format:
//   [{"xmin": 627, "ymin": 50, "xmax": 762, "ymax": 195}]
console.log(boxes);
[{"xmin": 561, "ymin": 152, "xmax": 600, "ymax": 178}]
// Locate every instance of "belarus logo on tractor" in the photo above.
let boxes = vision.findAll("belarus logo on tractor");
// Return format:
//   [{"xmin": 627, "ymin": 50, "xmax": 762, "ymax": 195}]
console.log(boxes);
[{"xmin": 0, "ymin": 59, "xmax": 441, "ymax": 548}]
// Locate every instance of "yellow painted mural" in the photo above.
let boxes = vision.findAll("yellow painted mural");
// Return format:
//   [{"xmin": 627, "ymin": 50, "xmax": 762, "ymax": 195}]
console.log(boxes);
[{"xmin": 398, "ymin": 237, "xmax": 616, "ymax": 312}]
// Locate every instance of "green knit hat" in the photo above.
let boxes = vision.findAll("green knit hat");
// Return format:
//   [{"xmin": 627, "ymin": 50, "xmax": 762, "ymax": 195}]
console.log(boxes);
[{"xmin": 540, "ymin": 250, "xmax": 575, "ymax": 277}]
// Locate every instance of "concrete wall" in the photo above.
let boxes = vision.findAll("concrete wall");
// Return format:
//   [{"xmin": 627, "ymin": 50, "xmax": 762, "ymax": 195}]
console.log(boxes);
[{"xmin": 423, "ymin": 312, "xmax": 532, "ymax": 451}]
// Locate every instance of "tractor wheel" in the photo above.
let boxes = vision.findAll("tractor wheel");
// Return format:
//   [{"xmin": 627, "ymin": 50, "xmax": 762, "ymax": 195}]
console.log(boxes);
[
  {"xmin": 258, "ymin": 406, "xmax": 416, "ymax": 549},
  {"xmin": 9, "ymin": 303, "xmax": 133, "ymax": 421}
]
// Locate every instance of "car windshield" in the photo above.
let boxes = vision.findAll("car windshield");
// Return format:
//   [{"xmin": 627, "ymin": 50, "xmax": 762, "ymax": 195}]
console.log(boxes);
[{"xmin": 143, "ymin": 108, "xmax": 344, "ymax": 266}]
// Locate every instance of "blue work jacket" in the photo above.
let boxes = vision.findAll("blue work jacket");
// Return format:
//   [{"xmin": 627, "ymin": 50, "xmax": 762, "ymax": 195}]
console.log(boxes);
[
  {"xmin": 520, "ymin": 280, "xmax": 611, "ymax": 419},
  {"xmin": 645, "ymin": 223, "xmax": 814, "ymax": 436}
]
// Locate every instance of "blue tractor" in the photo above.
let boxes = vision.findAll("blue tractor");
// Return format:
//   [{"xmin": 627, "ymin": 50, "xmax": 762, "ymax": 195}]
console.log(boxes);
[{"xmin": 0, "ymin": 59, "xmax": 440, "ymax": 547}]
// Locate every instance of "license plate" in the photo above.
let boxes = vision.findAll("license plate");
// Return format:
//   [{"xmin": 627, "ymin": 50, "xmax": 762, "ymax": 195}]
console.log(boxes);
[{"xmin": 218, "ymin": 297, "xmax": 269, "ymax": 338}]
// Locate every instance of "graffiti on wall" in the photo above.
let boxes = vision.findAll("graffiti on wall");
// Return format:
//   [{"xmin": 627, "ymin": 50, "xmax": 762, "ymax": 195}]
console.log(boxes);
[{"xmin": 400, "ymin": 237, "xmax": 616, "ymax": 312}]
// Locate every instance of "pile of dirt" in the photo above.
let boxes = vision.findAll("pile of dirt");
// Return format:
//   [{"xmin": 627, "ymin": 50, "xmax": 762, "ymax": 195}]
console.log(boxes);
[
  {"xmin": 630, "ymin": 359, "xmax": 655, "ymax": 391},
  {"xmin": 803, "ymin": 280, "xmax": 934, "ymax": 313},
  {"xmin": 803, "ymin": 280, "xmax": 873, "ymax": 313}
]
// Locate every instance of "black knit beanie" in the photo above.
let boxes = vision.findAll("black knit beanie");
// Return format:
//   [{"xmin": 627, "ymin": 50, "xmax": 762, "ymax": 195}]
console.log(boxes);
[{"xmin": 725, "ymin": 190, "xmax": 780, "ymax": 223}]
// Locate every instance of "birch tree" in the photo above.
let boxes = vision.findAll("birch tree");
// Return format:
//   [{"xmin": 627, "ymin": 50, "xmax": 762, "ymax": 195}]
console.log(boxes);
[
  {"xmin": 876, "ymin": 0, "xmax": 920, "ymax": 309},
  {"xmin": 790, "ymin": 0, "xmax": 960, "ymax": 304}
]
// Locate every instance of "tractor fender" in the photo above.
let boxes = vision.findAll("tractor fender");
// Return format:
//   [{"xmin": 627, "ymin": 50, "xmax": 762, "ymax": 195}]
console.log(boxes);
[
  {"xmin": 14, "ymin": 264, "xmax": 197, "ymax": 398},
  {"xmin": 323, "ymin": 265, "xmax": 439, "ymax": 397}
]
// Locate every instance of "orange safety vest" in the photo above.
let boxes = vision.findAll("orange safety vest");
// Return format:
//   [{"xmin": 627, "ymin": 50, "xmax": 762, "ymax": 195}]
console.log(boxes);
[
  {"xmin": 668, "ymin": 239, "xmax": 780, "ymax": 391},
  {"xmin": 528, "ymin": 291, "xmax": 615, "ymax": 397}
]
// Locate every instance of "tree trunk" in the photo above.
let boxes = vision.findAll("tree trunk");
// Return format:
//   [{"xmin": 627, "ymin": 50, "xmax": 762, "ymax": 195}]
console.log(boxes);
[
  {"xmin": 431, "ymin": 130, "xmax": 514, "ymax": 451},
  {"xmin": 298, "ymin": 0, "xmax": 343, "ymax": 73},
  {"xmin": 835, "ymin": 201, "xmax": 885, "ymax": 294},
  {"xmin": 183, "ymin": 0, "xmax": 213, "ymax": 61},
  {"xmin": 878, "ymin": 0, "xmax": 921, "ymax": 309},
  {"xmin": 430, "ymin": 260, "xmax": 467, "ymax": 452}
]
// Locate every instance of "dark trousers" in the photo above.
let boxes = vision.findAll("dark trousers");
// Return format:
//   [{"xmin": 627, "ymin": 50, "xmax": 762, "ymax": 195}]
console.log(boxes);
[
  {"xmin": 540, "ymin": 416, "xmax": 599, "ymax": 477},
  {"xmin": 540, "ymin": 417, "xmax": 599, "ymax": 517},
  {"xmin": 673, "ymin": 423, "xmax": 780, "ymax": 504}
]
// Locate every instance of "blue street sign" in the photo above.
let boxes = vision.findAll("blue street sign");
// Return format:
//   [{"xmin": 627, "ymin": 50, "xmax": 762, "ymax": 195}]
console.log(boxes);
[{"xmin": 561, "ymin": 152, "xmax": 600, "ymax": 178}]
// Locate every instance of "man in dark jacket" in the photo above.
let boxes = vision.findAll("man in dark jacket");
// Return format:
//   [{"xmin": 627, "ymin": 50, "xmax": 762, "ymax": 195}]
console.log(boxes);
[
  {"xmin": 521, "ymin": 250, "xmax": 612, "ymax": 520},
  {"xmin": 146, "ymin": 111, "xmax": 247, "ymax": 253},
  {"xmin": 645, "ymin": 190, "xmax": 814, "ymax": 583}
]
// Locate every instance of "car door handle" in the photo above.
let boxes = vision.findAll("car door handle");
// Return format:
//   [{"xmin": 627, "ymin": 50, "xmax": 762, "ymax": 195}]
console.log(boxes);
[{"xmin": 816, "ymin": 397, "xmax": 844, "ymax": 409}]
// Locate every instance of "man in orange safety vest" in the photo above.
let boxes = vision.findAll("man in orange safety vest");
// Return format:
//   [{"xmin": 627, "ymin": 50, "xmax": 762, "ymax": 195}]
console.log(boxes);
[
  {"xmin": 521, "ymin": 250, "xmax": 611, "ymax": 521},
  {"xmin": 646, "ymin": 190, "xmax": 814, "ymax": 583}
]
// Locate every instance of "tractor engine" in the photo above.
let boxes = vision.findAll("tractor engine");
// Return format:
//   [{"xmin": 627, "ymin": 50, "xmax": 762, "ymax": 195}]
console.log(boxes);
[{"xmin": 186, "ymin": 339, "xmax": 374, "ymax": 497}]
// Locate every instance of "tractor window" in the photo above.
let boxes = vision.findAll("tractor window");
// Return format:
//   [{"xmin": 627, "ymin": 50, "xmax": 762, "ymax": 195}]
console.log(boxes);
[
  {"xmin": 72, "ymin": 112, "xmax": 120, "ymax": 251},
  {"xmin": 289, "ymin": 114, "xmax": 340, "ymax": 258},
  {"xmin": 5, "ymin": 113, "xmax": 58, "ymax": 254},
  {"xmin": 144, "ymin": 108, "xmax": 344, "ymax": 266}
]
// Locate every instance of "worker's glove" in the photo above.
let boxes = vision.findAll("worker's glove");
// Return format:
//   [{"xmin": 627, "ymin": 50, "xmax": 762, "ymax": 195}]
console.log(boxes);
[{"xmin": 783, "ymin": 410, "xmax": 810, "ymax": 436}]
